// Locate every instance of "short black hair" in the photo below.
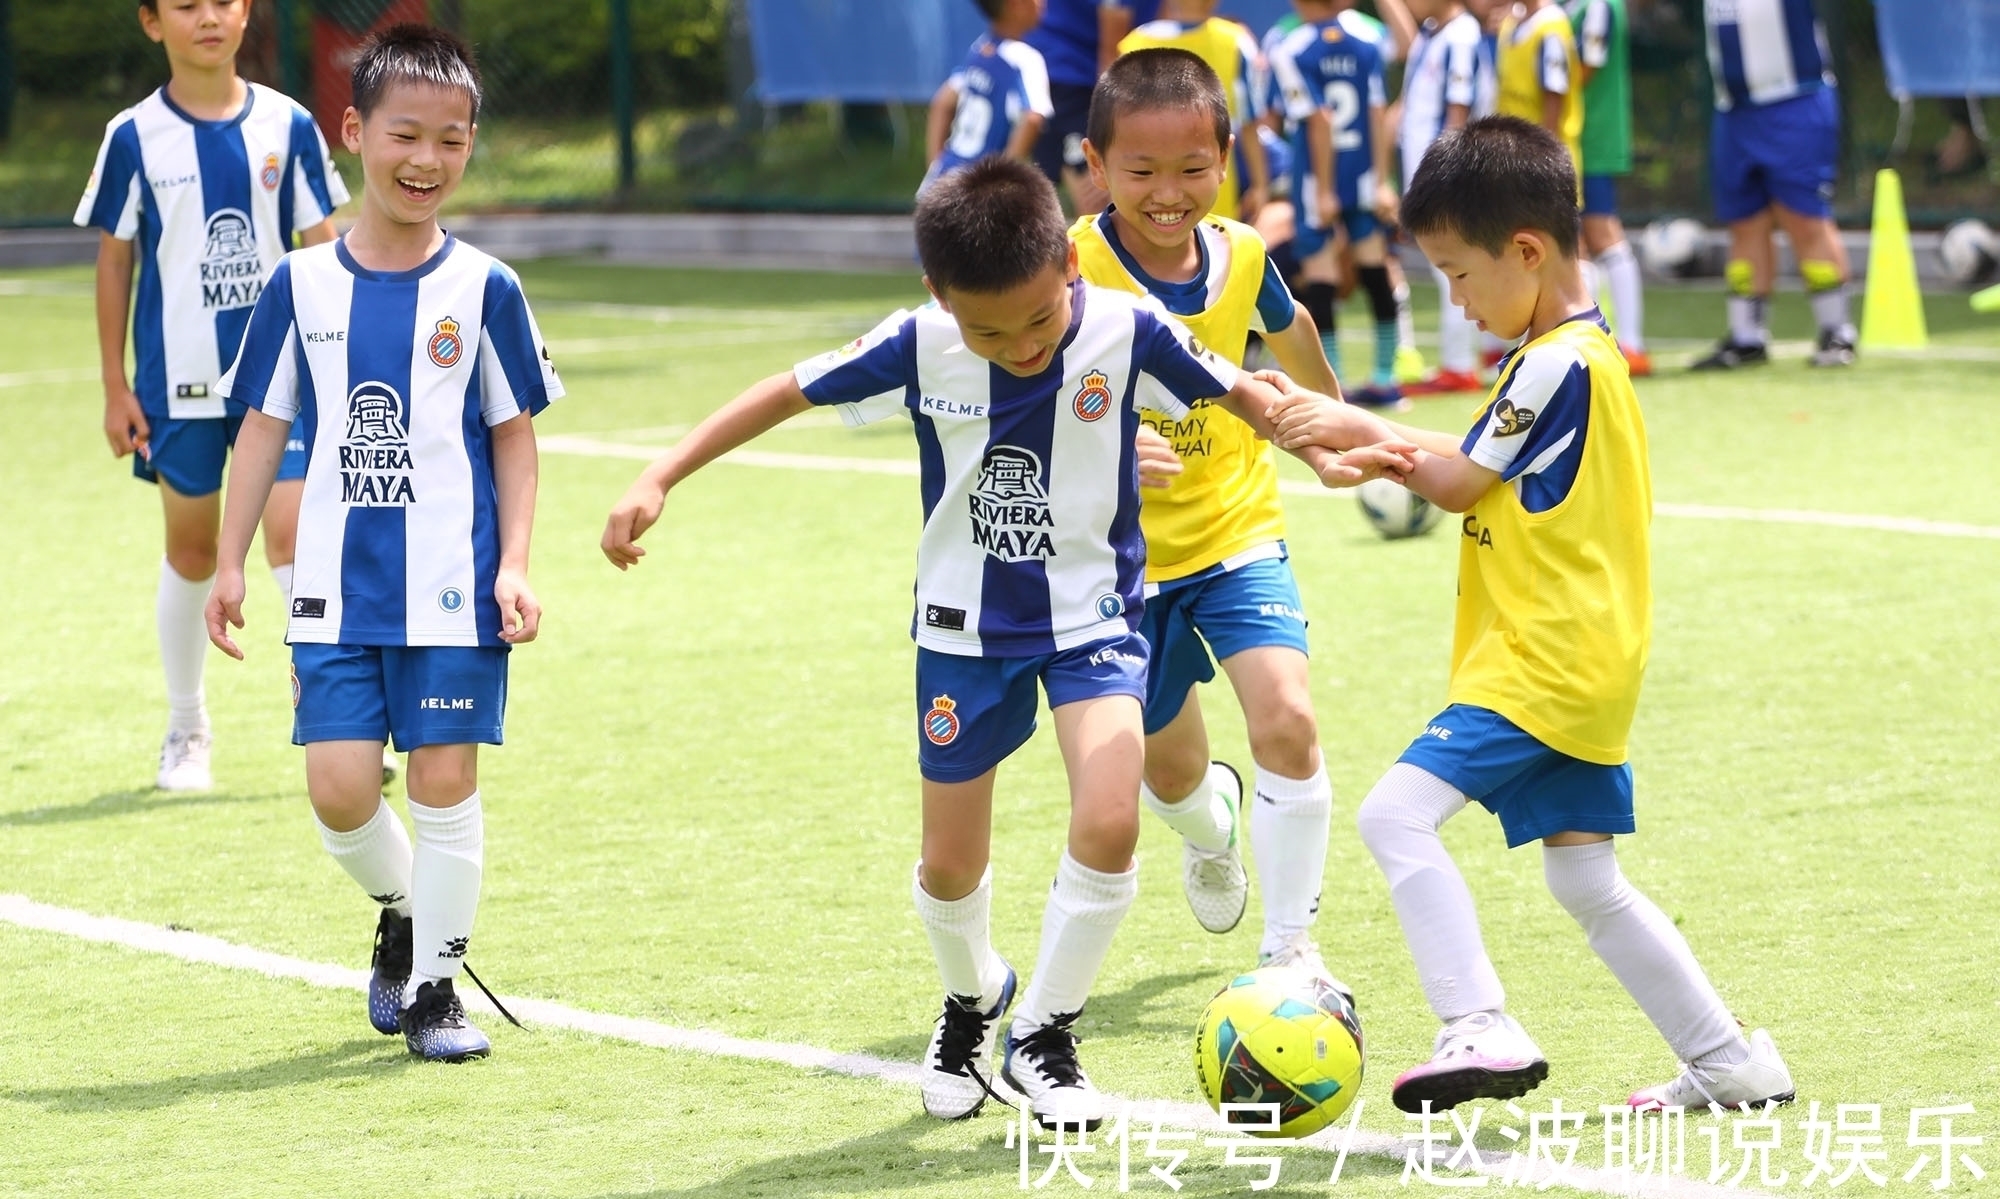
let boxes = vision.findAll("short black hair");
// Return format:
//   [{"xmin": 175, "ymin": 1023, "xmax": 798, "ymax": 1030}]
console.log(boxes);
[
  {"xmin": 352, "ymin": 24, "xmax": 483, "ymax": 123},
  {"xmin": 915, "ymin": 158, "xmax": 1071, "ymax": 296},
  {"xmin": 1401, "ymin": 116, "xmax": 1579, "ymax": 258},
  {"xmin": 1086, "ymin": 48, "xmax": 1232, "ymax": 155}
]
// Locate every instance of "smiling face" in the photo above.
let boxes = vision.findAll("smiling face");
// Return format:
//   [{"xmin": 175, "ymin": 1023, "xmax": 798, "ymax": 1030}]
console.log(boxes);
[
  {"xmin": 1415, "ymin": 226, "xmax": 1548, "ymax": 342},
  {"xmin": 1085, "ymin": 105, "xmax": 1228, "ymax": 257},
  {"xmin": 343, "ymin": 81, "xmax": 476, "ymax": 227},
  {"xmin": 929, "ymin": 252, "xmax": 1077, "ymax": 377},
  {"xmin": 140, "ymin": 0, "xmax": 249, "ymax": 73}
]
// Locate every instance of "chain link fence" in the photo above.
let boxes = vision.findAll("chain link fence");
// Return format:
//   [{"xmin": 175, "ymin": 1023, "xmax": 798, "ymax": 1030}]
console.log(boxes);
[{"xmin": 0, "ymin": 0, "xmax": 1991, "ymax": 227}]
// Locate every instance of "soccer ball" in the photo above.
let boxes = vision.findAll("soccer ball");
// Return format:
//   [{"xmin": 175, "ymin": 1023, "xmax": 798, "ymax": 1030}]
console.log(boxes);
[
  {"xmin": 1640, "ymin": 218, "xmax": 1708, "ymax": 278},
  {"xmin": 1939, "ymin": 220, "xmax": 1998, "ymax": 287},
  {"xmin": 1193, "ymin": 966, "xmax": 1365, "ymax": 1139},
  {"xmin": 1355, "ymin": 476, "xmax": 1443, "ymax": 540}
]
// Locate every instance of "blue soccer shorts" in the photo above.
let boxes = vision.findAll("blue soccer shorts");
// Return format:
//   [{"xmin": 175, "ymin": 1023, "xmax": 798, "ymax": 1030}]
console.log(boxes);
[
  {"xmin": 135, "ymin": 404, "xmax": 309, "ymax": 496},
  {"xmin": 1582, "ymin": 174, "xmax": 1621, "ymax": 217},
  {"xmin": 914, "ymin": 632, "xmax": 1149, "ymax": 783},
  {"xmin": 1396, "ymin": 703, "xmax": 1635, "ymax": 848},
  {"xmin": 292, "ymin": 643, "xmax": 509, "ymax": 751},
  {"xmin": 1140, "ymin": 554, "xmax": 1310, "ymax": 735},
  {"xmin": 1293, "ymin": 161, "xmax": 1382, "ymax": 256},
  {"xmin": 1710, "ymin": 89, "xmax": 1839, "ymax": 223}
]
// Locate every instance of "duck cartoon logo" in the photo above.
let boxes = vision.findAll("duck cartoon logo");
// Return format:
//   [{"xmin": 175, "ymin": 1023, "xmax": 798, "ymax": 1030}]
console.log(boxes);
[
  {"xmin": 428, "ymin": 316, "xmax": 464, "ymax": 368},
  {"xmin": 1073, "ymin": 369, "xmax": 1113, "ymax": 422},
  {"xmin": 924, "ymin": 695, "xmax": 961, "ymax": 745},
  {"xmin": 1492, "ymin": 399, "xmax": 1537, "ymax": 437}
]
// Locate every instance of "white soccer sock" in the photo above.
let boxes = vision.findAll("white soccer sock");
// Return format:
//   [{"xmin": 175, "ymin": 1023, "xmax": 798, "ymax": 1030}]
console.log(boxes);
[
  {"xmin": 1431, "ymin": 264, "xmax": 1477, "ymax": 372},
  {"xmin": 1727, "ymin": 295, "xmax": 1768, "ymax": 346},
  {"xmin": 270, "ymin": 563, "xmax": 294, "ymax": 601},
  {"xmin": 407, "ymin": 790, "xmax": 483, "ymax": 1002},
  {"xmin": 912, "ymin": 863, "xmax": 1009, "ymax": 1007},
  {"xmin": 1355, "ymin": 763, "xmax": 1507, "ymax": 1021},
  {"xmin": 1542, "ymin": 840, "xmax": 1747, "ymax": 1065},
  {"xmin": 1250, "ymin": 764, "xmax": 1331, "ymax": 957},
  {"xmin": 1599, "ymin": 241, "xmax": 1646, "ymax": 350},
  {"xmin": 157, "ymin": 560, "xmax": 211, "ymax": 732},
  {"xmin": 1014, "ymin": 852, "xmax": 1137, "ymax": 1032},
  {"xmin": 1808, "ymin": 285, "xmax": 1856, "ymax": 342},
  {"xmin": 316, "ymin": 800, "xmax": 413, "ymax": 916},
  {"xmin": 1394, "ymin": 275, "xmax": 1417, "ymax": 352},
  {"xmin": 1141, "ymin": 767, "xmax": 1233, "ymax": 854}
]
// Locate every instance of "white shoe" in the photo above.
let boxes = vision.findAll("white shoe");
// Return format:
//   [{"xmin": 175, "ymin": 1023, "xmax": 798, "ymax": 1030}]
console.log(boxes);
[
  {"xmin": 1629, "ymin": 1028, "xmax": 1796, "ymax": 1111},
  {"xmin": 1258, "ymin": 932, "xmax": 1356, "ymax": 1008},
  {"xmin": 1183, "ymin": 762, "xmax": 1247, "ymax": 934},
  {"xmin": 1002, "ymin": 1013, "xmax": 1106, "ymax": 1130},
  {"xmin": 919, "ymin": 962, "xmax": 1016, "ymax": 1120},
  {"xmin": 157, "ymin": 726, "xmax": 213, "ymax": 792},
  {"xmin": 1391, "ymin": 1010, "xmax": 1548, "ymax": 1113},
  {"xmin": 381, "ymin": 747, "xmax": 400, "ymax": 792}
]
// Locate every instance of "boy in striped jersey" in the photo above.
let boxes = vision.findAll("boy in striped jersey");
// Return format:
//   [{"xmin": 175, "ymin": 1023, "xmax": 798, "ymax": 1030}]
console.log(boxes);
[
  {"xmin": 603, "ymin": 158, "xmax": 1405, "ymax": 1131},
  {"xmin": 207, "ymin": 26, "xmax": 562, "ymax": 1063},
  {"xmin": 77, "ymin": 0, "xmax": 347, "ymax": 792}
]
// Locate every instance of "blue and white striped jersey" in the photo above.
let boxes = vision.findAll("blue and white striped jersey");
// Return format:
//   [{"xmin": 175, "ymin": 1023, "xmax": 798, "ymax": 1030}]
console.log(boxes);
[
  {"xmin": 793, "ymin": 282, "xmax": 1238, "ymax": 657},
  {"xmin": 1704, "ymin": 0, "xmax": 1833, "ymax": 111},
  {"xmin": 75, "ymin": 84, "xmax": 348, "ymax": 420},
  {"xmin": 217, "ymin": 236, "xmax": 563, "ymax": 648},
  {"xmin": 934, "ymin": 36, "xmax": 1053, "ymax": 177},
  {"xmin": 1271, "ymin": 20, "xmax": 1389, "ymax": 183},
  {"xmin": 1399, "ymin": 12, "xmax": 1497, "ymax": 187}
]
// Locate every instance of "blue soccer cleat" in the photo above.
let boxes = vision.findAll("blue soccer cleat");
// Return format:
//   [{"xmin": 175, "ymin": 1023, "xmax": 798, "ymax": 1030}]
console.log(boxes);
[
  {"xmin": 368, "ymin": 907, "xmax": 413, "ymax": 1035},
  {"xmin": 400, "ymin": 979, "xmax": 491, "ymax": 1062}
]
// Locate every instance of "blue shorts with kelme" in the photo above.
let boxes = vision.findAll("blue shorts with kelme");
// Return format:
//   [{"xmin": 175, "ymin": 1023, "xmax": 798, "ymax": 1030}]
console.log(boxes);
[
  {"xmin": 1710, "ymin": 89, "xmax": 1839, "ymax": 223},
  {"xmin": 1582, "ymin": 174, "xmax": 1620, "ymax": 217},
  {"xmin": 1397, "ymin": 703, "xmax": 1634, "ymax": 849},
  {"xmin": 135, "ymin": 403, "xmax": 308, "ymax": 495},
  {"xmin": 915, "ymin": 632, "xmax": 1149, "ymax": 783},
  {"xmin": 292, "ymin": 643, "xmax": 509, "ymax": 751},
  {"xmin": 1140, "ymin": 554, "xmax": 1309, "ymax": 735}
]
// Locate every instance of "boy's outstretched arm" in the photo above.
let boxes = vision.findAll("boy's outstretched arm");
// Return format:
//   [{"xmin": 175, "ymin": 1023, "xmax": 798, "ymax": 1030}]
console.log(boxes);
[
  {"xmin": 205, "ymin": 409, "xmax": 292, "ymax": 659},
  {"xmin": 602, "ymin": 371, "xmax": 813, "ymax": 569},
  {"xmin": 1260, "ymin": 306, "xmax": 1342, "ymax": 398},
  {"xmin": 1269, "ymin": 384, "xmax": 1497, "ymax": 511},
  {"xmin": 1215, "ymin": 374, "xmax": 1416, "ymax": 487},
  {"xmin": 490, "ymin": 411, "xmax": 542, "ymax": 644},
  {"xmin": 925, "ymin": 82, "xmax": 959, "ymax": 164},
  {"xmin": 93, "ymin": 233, "xmax": 147, "ymax": 459}
]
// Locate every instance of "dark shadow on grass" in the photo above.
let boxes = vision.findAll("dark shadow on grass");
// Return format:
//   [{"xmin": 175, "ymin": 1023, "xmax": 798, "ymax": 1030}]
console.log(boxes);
[
  {"xmin": 8, "ymin": 1037, "xmax": 408, "ymax": 1113},
  {"xmin": 576, "ymin": 1108, "xmax": 1406, "ymax": 1198},
  {"xmin": 0, "ymin": 788, "xmax": 282, "ymax": 827}
]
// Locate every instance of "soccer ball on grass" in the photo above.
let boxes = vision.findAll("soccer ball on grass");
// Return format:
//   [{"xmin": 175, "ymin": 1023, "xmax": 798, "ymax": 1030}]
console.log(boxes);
[
  {"xmin": 1355, "ymin": 476, "xmax": 1443, "ymax": 540},
  {"xmin": 1193, "ymin": 966, "xmax": 1364, "ymax": 1139}
]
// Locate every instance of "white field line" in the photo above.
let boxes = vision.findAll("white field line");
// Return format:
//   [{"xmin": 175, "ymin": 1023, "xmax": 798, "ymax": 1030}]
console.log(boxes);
[
  {"xmin": 541, "ymin": 435, "xmax": 2000, "ymax": 541},
  {"xmin": 0, "ymin": 367, "xmax": 97, "ymax": 389},
  {"xmin": 0, "ymin": 893, "xmax": 1767, "ymax": 1199}
]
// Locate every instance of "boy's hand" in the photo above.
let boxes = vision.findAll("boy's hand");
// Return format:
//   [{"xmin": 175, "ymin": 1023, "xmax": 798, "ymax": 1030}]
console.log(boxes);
[
  {"xmin": 1267, "ymin": 385, "xmax": 1400, "ymax": 452},
  {"xmin": 1317, "ymin": 192, "xmax": 1341, "ymax": 237},
  {"xmin": 1135, "ymin": 424, "xmax": 1182, "ymax": 489},
  {"xmin": 103, "ymin": 382, "xmax": 149, "ymax": 459},
  {"xmin": 495, "ymin": 568, "xmax": 541, "ymax": 644},
  {"xmin": 602, "ymin": 480, "xmax": 668, "ymax": 570},
  {"xmin": 1374, "ymin": 181, "xmax": 1400, "ymax": 223},
  {"xmin": 205, "ymin": 569, "xmax": 247, "ymax": 660},
  {"xmin": 1314, "ymin": 441, "xmax": 1421, "ymax": 488}
]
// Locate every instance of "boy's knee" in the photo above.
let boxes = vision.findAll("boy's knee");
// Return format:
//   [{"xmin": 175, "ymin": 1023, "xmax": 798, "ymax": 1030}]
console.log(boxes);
[
  {"xmin": 1143, "ymin": 738, "xmax": 1211, "ymax": 805},
  {"xmin": 1245, "ymin": 701, "xmax": 1319, "ymax": 779},
  {"xmin": 1071, "ymin": 802, "xmax": 1140, "ymax": 862},
  {"xmin": 406, "ymin": 747, "xmax": 478, "ymax": 806},
  {"xmin": 165, "ymin": 544, "xmax": 218, "ymax": 582},
  {"xmin": 919, "ymin": 857, "xmax": 986, "ymax": 902}
]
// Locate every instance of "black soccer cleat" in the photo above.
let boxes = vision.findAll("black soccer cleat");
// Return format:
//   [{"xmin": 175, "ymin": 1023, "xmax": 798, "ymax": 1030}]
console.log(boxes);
[
  {"xmin": 1689, "ymin": 339, "xmax": 1770, "ymax": 371},
  {"xmin": 400, "ymin": 979, "xmax": 491, "ymax": 1062},
  {"xmin": 368, "ymin": 907, "xmax": 413, "ymax": 1035}
]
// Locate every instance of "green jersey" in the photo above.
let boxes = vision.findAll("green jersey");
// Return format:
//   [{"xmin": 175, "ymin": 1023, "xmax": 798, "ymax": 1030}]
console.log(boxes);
[{"xmin": 1562, "ymin": 0, "xmax": 1632, "ymax": 175}]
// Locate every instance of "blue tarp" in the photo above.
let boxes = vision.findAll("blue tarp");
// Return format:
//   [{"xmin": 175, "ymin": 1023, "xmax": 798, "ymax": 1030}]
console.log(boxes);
[
  {"xmin": 747, "ymin": 0, "xmax": 1299, "ymax": 104},
  {"xmin": 1876, "ymin": 0, "xmax": 2000, "ymax": 97}
]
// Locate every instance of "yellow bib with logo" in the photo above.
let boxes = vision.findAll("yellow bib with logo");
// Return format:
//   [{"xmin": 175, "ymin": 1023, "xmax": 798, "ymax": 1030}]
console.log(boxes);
[
  {"xmin": 1448, "ymin": 317, "xmax": 1651, "ymax": 765},
  {"xmin": 1118, "ymin": 18, "xmax": 1254, "ymax": 220},
  {"xmin": 1497, "ymin": 8, "xmax": 1585, "ymax": 184},
  {"xmin": 1071, "ymin": 213, "xmax": 1286, "ymax": 583}
]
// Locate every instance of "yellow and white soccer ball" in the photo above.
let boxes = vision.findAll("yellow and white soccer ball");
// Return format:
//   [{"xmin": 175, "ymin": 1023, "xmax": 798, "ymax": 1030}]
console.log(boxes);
[
  {"xmin": 1355, "ymin": 476, "xmax": 1444, "ymax": 540},
  {"xmin": 1193, "ymin": 966, "xmax": 1364, "ymax": 1139}
]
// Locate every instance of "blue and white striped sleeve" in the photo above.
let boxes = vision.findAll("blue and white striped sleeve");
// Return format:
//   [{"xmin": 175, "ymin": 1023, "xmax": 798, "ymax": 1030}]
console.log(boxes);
[
  {"xmin": 217, "ymin": 258, "xmax": 301, "ymax": 419},
  {"xmin": 478, "ymin": 264, "xmax": 564, "ymax": 424},
  {"xmin": 1540, "ymin": 29, "xmax": 1572, "ymax": 95},
  {"xmin": 1461, "ymin": 341, "xmax": 1590, "ymax": 512},
  {"xmin": 794, "ymin": 310, "xmax": 916, "ymax": 426},
  {"xmin": 1132, "ymin": 307, "xmax": 1237, "ymax": 416},
  {"xmin": 1249, "ymin": 254, "xmax": 1298, "ymax": 334},
  {"xmin": 288, "ymin": 105, "xmax": 349, "ymax": 228},
  {"xmin": 74, "ymin": 116, "xmax": 144, "ymax": 239}
]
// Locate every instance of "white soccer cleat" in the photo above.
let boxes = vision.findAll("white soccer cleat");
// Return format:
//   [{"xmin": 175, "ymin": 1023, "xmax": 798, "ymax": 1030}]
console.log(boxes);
[
  {"xmin": 919, "ymin": 962, "xmax": 1016, "ymax": 1120},
  {"xmin": 157, "ymin": 726, "xmax": 213, "ymax": 792},
  {"xmin": 1628, "ymin": 1028, "xmax": 1796, "ymax": 1111},
  {"xmin": 1391, "ymin": 1010, "xmax": 1549, "ymax": 1113},
  {"xmin": 1182, "ymin": 762, "xmax": 1247, "ymax": 934},
  {"xmin": 1002, "ymin": 1013, "xmax": 1106, "ymax": 1130}
]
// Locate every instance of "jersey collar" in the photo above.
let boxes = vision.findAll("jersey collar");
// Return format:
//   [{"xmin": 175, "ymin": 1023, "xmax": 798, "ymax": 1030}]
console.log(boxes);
[
  {"xmin": 156, "ymin": 82, "xmax": 256, "ymax": 130},
  {"xmin": 334, "ymin": 233, "xmax": 461, "ymax": 282}
]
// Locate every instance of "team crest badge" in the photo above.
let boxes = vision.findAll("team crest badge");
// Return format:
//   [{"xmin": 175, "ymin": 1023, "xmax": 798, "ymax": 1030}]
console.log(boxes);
[
  {"xmin": 1492, "ymin": 399, "xmax": 1537, "ymax": 437},
  {"xmin": 260, "ymin": 152, "xmax": 282, "ymax": 191},
  {"xmin": 1073, "ymin": 370, "xmax": 1113, "ymax": 422},
  {"xmin": 428, "ymin": 317, "xmax": 464, "ymax": 368},
  {"xmin": 924, "ymin": 695, "xmax": 961, "ymax": 746}
]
